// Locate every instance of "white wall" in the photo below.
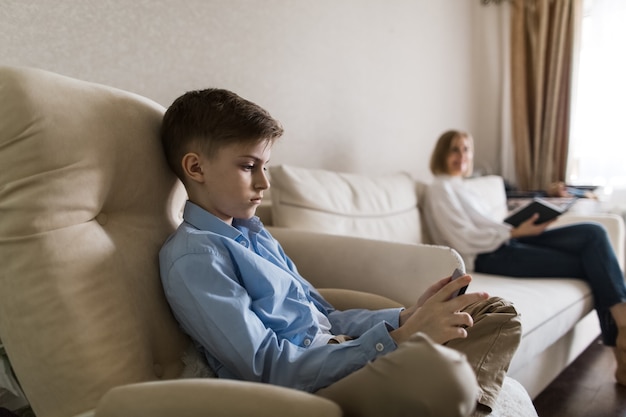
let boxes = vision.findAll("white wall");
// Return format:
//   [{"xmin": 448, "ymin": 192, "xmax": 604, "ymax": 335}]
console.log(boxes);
[{"xmin": 0, "ymin": 0, "xmax": 506, "ymax": 181}]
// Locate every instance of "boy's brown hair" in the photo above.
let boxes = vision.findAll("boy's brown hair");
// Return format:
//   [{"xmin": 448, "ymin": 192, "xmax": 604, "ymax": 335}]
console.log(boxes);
[
  {"xmin": 429, "ymin": 129, "xmax": 474, "ymax": 177},
  {"xmin": 161, "ymin": 88, "xmax": 284, "ymax": 180}
]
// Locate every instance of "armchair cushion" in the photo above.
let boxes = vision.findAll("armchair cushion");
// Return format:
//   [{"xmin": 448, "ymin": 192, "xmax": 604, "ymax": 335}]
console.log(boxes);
[{"xmin": 269, "ymin": 164, "xmax": 421, "ymax": 244}]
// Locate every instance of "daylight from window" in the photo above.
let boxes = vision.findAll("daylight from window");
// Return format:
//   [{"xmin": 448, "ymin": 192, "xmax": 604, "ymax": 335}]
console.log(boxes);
[{"xmin": 567, "ymin": 0, "xmax": 626, "ymax": 206}]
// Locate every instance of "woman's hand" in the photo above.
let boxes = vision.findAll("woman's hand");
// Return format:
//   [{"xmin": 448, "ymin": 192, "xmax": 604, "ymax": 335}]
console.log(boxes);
[
  {"xmin": 393, "ymin": 274, "xmax": 489, "ymax": 345},
  {"xmin": 510, "ymin": 213, "xmax": 555, "ymax": 238}
]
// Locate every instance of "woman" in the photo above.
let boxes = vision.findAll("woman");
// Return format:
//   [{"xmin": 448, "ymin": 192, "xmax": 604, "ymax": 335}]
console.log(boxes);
[{"xmin": 423, "ymin": 129, "xmax": 626, "ymax": 385}]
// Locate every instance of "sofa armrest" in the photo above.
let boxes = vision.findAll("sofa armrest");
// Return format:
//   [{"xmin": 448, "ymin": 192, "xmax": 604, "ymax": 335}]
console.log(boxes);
[
  {"xmin": 94, "ymin": 379, "xmax": 341, "ymax": 417},
  {"xmin": 553, "ymin": 213, "xmax": 625, "ymax": 269},
  {"xmin": 268, "ymin": 227, "xmax": 464, "ymax": 307}
]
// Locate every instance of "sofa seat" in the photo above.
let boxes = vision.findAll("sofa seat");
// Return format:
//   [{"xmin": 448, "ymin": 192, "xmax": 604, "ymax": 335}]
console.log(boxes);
[
  {"xmin": 469, "ymin": 274, "xmax": 595, "ymax": 374},
  {"xmin": 265, "ymin": 164, "xmax": 625, "ymax": 399}
]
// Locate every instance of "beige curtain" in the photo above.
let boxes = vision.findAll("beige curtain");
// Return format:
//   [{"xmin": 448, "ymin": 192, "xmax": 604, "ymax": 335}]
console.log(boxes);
[{"xmin": 510, "ymin": 0, "xmax": 580, "ymax": 190}]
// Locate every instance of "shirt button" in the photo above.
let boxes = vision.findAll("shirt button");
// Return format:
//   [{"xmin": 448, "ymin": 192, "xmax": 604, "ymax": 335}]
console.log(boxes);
[
  {"xmin": 375, "ymin": 343, "xmax": 384, "ymax": 352},
  {"xmin": 239, "ymin": 240, "xmax": 248, "ymax": 247},
  {"xmin": 304, "ymin": 339, "xmax": 311, "ymax": 347}
]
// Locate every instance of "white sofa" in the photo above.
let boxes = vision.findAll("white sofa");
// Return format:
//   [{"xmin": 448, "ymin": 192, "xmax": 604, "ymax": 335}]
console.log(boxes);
[{"xmin": 262, "ymin": 164, "xmax": 626, "ymax": 399}]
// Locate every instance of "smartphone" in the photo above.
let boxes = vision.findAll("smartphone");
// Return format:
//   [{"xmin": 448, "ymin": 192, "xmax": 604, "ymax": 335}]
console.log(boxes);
[{"xmin": 449, "ymin": 268, "xmax": 469, "ymax": 298}]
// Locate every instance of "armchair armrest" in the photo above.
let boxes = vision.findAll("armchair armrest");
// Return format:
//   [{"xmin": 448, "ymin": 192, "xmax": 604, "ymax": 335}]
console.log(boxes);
[
  {"xmin": 268, "ymin": 227, "xmax": 464, "ymax": 307},
  {"xmin": 94, "ymin": 379, "xmax": 341, "ymax": 417},
  {"xmin": 553, "ymin": 213, "xmax": 625, "ymax": 269},
  {"xmin": 317, "ymin": 288, "xmax": 403, "ymax": 310}
]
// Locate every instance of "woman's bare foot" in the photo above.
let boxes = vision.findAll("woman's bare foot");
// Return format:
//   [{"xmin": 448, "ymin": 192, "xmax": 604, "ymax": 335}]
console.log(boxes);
[
  {"xmin": 611, "ymin": 303, "xmax": 626, "ymax": 385},
  {"xmin": 614, "ymin": 345, "xmax": 626, "ymax": 385}
]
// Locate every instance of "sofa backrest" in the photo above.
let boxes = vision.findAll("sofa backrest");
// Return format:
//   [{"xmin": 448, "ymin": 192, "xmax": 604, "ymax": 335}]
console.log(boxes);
[
  {"xmin": 269, "ymin": 165, "xmax": 422, "ymax": 244},
  {"xmin": 462, "ymin": 175, "xmax": 509, "ymax": 221},
  {"xmin": 0, "ymin": 67, "xmax": 190, "ymax": 417},
  {"xmin": 268, "ymin": 165, "xmax": 509, "ymax": 246}
]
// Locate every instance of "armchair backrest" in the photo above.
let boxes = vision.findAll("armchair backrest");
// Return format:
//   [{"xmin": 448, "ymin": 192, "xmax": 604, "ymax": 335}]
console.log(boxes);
[{"xmin": 0, "ymin": 67, "xmax": 189, "ymax": 417}]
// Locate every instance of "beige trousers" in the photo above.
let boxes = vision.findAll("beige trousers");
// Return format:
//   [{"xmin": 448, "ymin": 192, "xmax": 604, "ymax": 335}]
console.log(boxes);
[{"xmin": 316, "ymin": 297, "xmax": 521, "ymax": 417}]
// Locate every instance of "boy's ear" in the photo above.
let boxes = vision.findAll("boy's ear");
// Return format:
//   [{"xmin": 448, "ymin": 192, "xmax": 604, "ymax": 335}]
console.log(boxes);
[{"xmin": 181, "ymin": 152, "xmax": 205, "ymax": 184}]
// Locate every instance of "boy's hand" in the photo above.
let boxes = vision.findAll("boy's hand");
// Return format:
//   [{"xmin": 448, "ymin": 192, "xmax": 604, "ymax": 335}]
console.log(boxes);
[
  {"xmin": 399, "ymin": 275, "xmax": 451, "ymax": 324},
  {"xmin": 393, "ymin": 274, "xmax": 488, "ymax": 345}
]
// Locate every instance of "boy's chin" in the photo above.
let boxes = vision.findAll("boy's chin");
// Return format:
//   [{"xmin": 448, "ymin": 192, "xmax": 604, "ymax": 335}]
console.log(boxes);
[{"xmin": 240, "ymin": 208, "xmax": 258, "ymax": 220}]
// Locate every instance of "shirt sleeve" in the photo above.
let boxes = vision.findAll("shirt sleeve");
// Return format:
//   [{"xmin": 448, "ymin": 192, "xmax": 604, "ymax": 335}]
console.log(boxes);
[
  {"xmin": 327, "ymin": 307, "xmax": 402, "ymax": 336},
  {"xmin": 424, "ymin": 178, "xmax": 512, "ymax": 255},
  {"xmin": 161, "ymin": 244, "xmax": 397, "ymax": 393}
]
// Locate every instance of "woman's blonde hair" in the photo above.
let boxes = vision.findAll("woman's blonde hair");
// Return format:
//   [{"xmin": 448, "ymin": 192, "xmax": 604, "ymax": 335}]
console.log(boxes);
[{"xmin": 429, "ymin": 130, "xmax": 474, "ymax": 177}]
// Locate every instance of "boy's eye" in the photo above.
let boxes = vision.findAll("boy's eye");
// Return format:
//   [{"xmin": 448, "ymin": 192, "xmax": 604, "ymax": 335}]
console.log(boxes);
[{"xmin": 240, "ymin": 161, "xmax": 268, "ymax": 172}]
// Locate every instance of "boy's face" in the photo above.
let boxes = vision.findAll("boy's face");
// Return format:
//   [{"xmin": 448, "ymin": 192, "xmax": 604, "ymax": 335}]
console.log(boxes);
[{"xmin": 189, "ymin": 140, "xmax": 272, "ymax": 225}]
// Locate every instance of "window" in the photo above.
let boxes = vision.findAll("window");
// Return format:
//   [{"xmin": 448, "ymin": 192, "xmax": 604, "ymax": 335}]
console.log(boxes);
[{"xmin": 567, "ymin": 0, "xmax": 626, "ymax": 204}]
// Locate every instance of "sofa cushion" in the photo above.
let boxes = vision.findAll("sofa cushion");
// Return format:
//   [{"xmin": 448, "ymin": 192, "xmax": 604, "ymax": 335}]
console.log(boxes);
[
  {"xmin": 463, "ymin": 175, "xmax": 509, "ymax": 221},
  {"xmin": 468, "ymin": 272, "xmax": 595, "ymax": 376},
  {"xmin": 269, "ymin": 165, "xmax": 421, "ymax": 244},
  {"xmin": 415, "ymin": 175, "xmax": 508, "ymax": 245},
  {"xmin": 417, "ymin": 175, "xmax": 507, "ymax": 219}
]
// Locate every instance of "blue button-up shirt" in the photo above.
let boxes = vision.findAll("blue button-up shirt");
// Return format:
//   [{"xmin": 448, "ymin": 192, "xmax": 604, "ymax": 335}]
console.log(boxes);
[{"xmin": 159, "ymin": 201, "xmax": 400, "ymax": 392}]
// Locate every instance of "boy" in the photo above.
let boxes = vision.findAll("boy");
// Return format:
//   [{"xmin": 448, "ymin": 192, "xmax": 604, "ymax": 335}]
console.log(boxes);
[{"xmin": 159, "ymin": 88, "xmax": 521, "ymax": 417}]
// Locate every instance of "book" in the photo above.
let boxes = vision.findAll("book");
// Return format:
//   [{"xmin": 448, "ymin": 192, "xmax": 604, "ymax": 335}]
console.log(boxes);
[{"xmin": 504, "ymin": 197, "xmax": 577, "ymax": 227}]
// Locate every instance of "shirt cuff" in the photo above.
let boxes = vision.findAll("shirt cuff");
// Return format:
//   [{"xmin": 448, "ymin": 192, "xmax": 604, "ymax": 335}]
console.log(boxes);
[{"xmin": 358, "ymin": 321, "xmax": 398, "ymax": 357}]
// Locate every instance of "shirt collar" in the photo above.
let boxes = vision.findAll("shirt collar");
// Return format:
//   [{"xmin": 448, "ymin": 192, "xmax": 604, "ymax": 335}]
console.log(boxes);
[{"xmin": 182, "ymin": 201, "xmax": 263, "ymax": 238}]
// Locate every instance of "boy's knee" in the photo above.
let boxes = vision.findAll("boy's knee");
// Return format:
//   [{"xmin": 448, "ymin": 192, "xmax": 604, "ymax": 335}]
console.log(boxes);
[
  {"xmin": 453, "ymin": 297, "xmax": 521, "ymax": 355},
  {"xmin": 317, "ymin": 333, "xmax": 478, "ymax": 417},
  {"xmin": 404, "ymin": 334, "xmax": 479, "ymax": 416},
  {"xmin": 469, "ymin": 296, "xmax": 517, "ymax": 314},
  {"xmin": 467, "ymin": 297, "xmax": 521, "ymax": 326}
]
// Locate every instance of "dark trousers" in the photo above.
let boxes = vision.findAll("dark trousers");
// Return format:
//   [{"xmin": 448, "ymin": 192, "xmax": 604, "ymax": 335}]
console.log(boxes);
[{"xmin": 475, "ymin": 222, "xmax": 626, "ymax": 345}]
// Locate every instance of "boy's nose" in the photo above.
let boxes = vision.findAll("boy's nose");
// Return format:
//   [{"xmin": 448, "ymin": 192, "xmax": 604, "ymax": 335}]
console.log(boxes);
[{"xmin": 255, "ymin": 172, "xmax": 270, "ymax": 189}]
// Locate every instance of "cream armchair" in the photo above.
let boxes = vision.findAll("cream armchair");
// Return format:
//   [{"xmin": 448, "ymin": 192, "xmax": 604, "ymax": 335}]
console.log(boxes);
[
  {"xmin": 0, "ymin": 66, "xmax": 342, "ymax": 417},
  {"xmin": 0, "ymin": 67, "xmax": 537, "ymax": 417}
]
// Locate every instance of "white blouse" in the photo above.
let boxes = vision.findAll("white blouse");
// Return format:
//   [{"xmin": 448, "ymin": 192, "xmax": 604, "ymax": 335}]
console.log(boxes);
[{"xmin": 423, "ymin": 175, "xmax": 512, "ymax": 271}]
